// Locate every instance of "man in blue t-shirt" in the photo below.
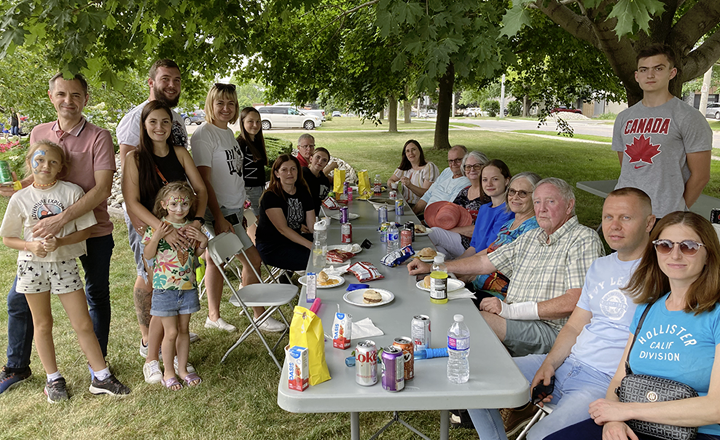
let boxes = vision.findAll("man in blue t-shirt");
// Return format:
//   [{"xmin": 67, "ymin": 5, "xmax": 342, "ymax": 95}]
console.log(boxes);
[{"xmin": 467, "ymin": 187, "xmax": 656, "ymax": 440}]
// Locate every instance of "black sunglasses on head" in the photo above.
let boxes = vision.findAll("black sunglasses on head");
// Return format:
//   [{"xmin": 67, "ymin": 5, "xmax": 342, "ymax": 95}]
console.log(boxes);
[{"xmin": 215, "ymin": 83, "xmax": 236, "ymax": 91}]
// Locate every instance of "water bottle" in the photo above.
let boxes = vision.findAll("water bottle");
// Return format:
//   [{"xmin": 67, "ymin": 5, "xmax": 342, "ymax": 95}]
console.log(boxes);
[
  {"xmin": 312, "ymin": 219, "xmax": 328, "ymax": 271},
  {"xmin": 447, "ymin": 314, "xmax": 470, "ymax": 384},
  {"xmin": 386, "ymin": 222, "xmax": 399, "ymax": 253}
]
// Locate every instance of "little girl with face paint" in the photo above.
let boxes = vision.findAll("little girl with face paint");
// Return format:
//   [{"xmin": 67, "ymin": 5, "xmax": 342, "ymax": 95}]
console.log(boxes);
[
  {"xmin": 0, "ymin": 140, "xmax": 131, "ymax": 402},
  {"xmin": 142, "ymin": 181, "xmax": 207, "ymax": 390}
]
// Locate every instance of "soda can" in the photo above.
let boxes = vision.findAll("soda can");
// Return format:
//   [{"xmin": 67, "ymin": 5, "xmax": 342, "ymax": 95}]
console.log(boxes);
[
  {"xmin": 711, "ymin": 208, "xmax": 720, "ymax": 224},
  {"xmin": 287, "ymin": 346, "xmax": 309, "ymax": 391},
  {"xmin": 347, "ymin": 187, "xmax": 353, "ymax": 202},
  {"xmin": 400, "ymin": 229, "xmax": 412, "ymax": 248},
  {"xmin": 333, "ymin": 312, "xmax": 352, "ymax": 349},
  {"xmin": 405, "ymin": 221, "xmax": 415, "ymax": 241},
  {"xmin": 340, "ymin": 207, "xmax": 349, "ymax": 224},
  {"xmin": 411, "ymin": 315, "xmax": 431, "ymax": 351},
  {"xmin": 381, "ymin": 346, "xmax": 405, "ymax": 392},
  {"xmin": 392, "ymin": 337, "xmax": 414, "ymax": 380},
  {"xmin": 395, "ymin": 200, "xmax": 404, "ymax": 217},
  {"xmin": 389, "ymin": 189, "xmax": 397, "ymax": 201},
  {"xmin": 341, "ymin": 222, "xmax": 352, "ymax": 244},
  {"xmin": 0, "ymin": 161, "xmax": 12, "ymax": 184},
  {"xmin": 378, "ymin": 206, "xmax": 388, "ymax": 224},
  {"xmin": 355, "ymin": 340, "xmax": 378, "ymax": 386}
]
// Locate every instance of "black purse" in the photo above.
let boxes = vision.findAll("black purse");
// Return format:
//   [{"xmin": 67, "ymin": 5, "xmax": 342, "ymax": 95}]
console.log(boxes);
[{"xmin": 615, "ymin": 299, "xmax": 699, "ymax": 440}]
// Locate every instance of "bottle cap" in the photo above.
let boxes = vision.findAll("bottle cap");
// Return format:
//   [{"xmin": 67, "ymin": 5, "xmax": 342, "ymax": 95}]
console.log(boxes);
[
  {"xmin": 314, "ymin": 219, "xmax": 328, "ymax": 231},
  {"xmin": 454, "ymin": 314, "xmax": 464, "ymax": 322},
  {"xmin": 433, "ymin": 254, "xmax": 445, "ymax": 263}
]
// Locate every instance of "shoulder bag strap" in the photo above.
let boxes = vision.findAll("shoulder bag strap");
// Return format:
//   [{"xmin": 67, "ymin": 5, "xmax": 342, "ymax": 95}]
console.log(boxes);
[{"xmin": 625, "ymin": 299, "xmax": 657, "ymax": 375}]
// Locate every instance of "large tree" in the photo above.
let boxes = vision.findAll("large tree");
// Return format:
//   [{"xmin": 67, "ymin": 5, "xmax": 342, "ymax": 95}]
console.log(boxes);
[{"xmin": 504, "ymin": 0, "xmax": 720, "ymax": 105}]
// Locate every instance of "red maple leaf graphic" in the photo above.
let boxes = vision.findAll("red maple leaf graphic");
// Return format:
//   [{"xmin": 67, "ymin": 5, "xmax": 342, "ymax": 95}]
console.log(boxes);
[{"xmin": 625, "ymin": 135, "xmax": 661, "ymax": 164}]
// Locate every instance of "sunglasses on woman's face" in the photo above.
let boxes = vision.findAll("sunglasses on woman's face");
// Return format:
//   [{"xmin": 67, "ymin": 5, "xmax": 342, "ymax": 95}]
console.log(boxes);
[{"xmin": 652, "ymin": 239, "xmax": 704, "ymax": 256}]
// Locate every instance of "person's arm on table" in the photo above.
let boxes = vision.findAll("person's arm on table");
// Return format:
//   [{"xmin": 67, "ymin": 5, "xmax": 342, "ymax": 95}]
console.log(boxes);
[
  {"xmin": 266, "ymin": 207, "xmax": 313, "ymax": 249},
  {"xmin": 683, "ymin": 150, "xmax": 711, "ymax": 208},
  {"xmin": 412, "ymin": 199, "xmax": 427, "ymax": 215},
  {"xmin": 407, "ymin": 251, "xmax": 495, "ymax": 275}
]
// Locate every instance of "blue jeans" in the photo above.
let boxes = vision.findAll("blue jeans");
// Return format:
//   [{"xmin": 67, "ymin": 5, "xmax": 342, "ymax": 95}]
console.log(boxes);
[
  {"xmin": 468, "ymin": 354, "xmax": 612, "ymax": 440},
  {"xmin": 6, "ymin": 234, "xmax": 114, "ymax": 368}
]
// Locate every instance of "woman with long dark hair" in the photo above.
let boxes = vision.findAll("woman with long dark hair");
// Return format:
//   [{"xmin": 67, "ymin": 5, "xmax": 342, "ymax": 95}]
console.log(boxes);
[
  {"xmin": 387, "ymin": 139, "xmax": 439, "ymax": 205},
  {"xmin": 236, "ymin": 107, "xmax": 267, "ymax": 217}
]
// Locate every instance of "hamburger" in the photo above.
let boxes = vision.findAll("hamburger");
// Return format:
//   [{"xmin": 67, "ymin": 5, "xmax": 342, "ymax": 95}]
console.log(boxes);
[
  {"xmin": 417, "ymin": 247, "xmax": 437, "ymax": 259},
  {"xmin": 363, "ymin": 289, "xmax": 383, "ymax": 304}
]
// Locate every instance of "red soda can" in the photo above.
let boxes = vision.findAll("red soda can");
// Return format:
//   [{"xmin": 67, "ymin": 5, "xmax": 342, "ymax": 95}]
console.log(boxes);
[
  {"xmin": 355, "ymin": 340, "xmax": 378, "ymax": 386},
  {"xmin": 411, "ymin": 315, "xmax": 431, "ymax": 351},
  {"xmin": 400, "ymin": 229, "xmax": 412, "ymax": 248},
  {"xmin": 392, "ymin": 337, "xmax": 414, "ymax": 380},
  {"xmin": 341, "ymin": 222, "xmax": 352, "ymax": 243},
  {"xmin": 381, "ymin": 346, "xmax": 405, "ymax": 392}
]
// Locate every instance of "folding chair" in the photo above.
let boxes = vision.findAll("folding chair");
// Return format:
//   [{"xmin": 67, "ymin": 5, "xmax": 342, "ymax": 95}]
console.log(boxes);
[
  {"xmin": 206, "ymin": 232, "xmax": 298, "ymax": 370},
  {"xmin": 515, "ymin": 403, "xmax": 555, "ymax": 440}
]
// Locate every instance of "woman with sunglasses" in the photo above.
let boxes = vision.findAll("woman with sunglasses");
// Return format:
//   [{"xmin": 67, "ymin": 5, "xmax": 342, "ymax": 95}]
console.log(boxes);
[
  {"xmin": 387, "ymin": 139, "xmax": 439, "ymax": 205},
  {"xmin": 546, "ymin": 211, "xmax": 720, "ymax": 440},
  {"xmin": 191, "ymin": 84, "xmax": 285, "ymax": 334}
]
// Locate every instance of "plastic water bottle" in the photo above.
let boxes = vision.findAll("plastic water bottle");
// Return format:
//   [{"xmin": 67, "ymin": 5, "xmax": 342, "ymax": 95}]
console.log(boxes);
[
  {"xmin": 386, "ymin": 223, "xmax": 399, "ymax": 253},
  {"xmin": 447, "ymin": 314, "xmax": 470, "ymax": 383},
  {"xmin": 312, "ymin": 219, "xmax": 328, "ymax": 271}
]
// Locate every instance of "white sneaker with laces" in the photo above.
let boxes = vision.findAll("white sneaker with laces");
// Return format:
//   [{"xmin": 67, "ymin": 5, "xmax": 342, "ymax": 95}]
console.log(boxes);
[
  {"xmin": 256, "ymin": 316, "xmax": 286, "ymax": 333},
  {"xmin": 143, "ymin": 360, "xmax": 162, "ymax": 384},
  {"xmin": 189, "ymin": 332, "xmax": 199, "ymax": 343},
  {"xmin": 204, "ymin": 317, "xmax": 237, "ymax": 332},
  {"xmin": 139, "ymin": 339, "xmax": 148, "ymax": 358}
]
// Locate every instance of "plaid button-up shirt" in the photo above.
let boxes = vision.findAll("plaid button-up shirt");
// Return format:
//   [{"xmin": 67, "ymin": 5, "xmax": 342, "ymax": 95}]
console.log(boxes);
[{"xmin": 488, "ymin": 216, "xmax": 604, "ymax": 331}]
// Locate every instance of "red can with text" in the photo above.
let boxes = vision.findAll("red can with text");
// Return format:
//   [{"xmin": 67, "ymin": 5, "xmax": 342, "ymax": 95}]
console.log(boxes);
[
  {"xmin": 400, "ymin": 229, "xmax": 412, "ymax": 248},
  {"xmin": 392, "ymin": 336, "xmax": 414, "ymax": 380},
  {"xmin": 341, "ymin": 222, "xmax": 352, "ymax": 244},
  {"xmin": 355, "ymin": 340, "xmax": 378, "ymax": 386}
]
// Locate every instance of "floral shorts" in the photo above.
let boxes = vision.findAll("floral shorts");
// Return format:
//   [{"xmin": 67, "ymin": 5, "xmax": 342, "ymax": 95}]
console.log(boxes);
[{"xmin": 16, "ymin": 259, "xmax": 83, "ymax": 295}]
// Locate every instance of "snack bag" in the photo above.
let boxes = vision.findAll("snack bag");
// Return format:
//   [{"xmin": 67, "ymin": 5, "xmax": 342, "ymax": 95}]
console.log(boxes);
[
  {"xmin": 348, "ymin": 261, "xmax": 385, "ymax": 282},
  {"xmin": 289, "ymin": 306, "xmax": 331, "ymax": 386},
  {"xmin": 357, "ymin": 170, "xmax": 372, "ymax": 199},
  {"xmin": 333, "ymin": 168, "xmax": 347, "ymax": 194}
]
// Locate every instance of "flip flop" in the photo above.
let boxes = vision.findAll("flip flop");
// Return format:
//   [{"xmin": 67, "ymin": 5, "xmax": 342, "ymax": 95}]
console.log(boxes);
[
  {"xmin": 161, "ymin": 377, "xmax": 183, "ymax": 391},
  {"xmin": 182, "ymin": 373, "xmax": 202, "ymax": 387}
]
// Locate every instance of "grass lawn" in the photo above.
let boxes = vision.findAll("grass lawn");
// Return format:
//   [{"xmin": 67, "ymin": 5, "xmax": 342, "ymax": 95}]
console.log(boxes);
[
  {"xmin": 708, "ymin": 119, "xmax": 720, "ymax": 131},
  {"xmin": 511, "ymin": 130, "xmax": 612, "ymax": 144},
  {"xmin": 1, "ymin": 129, "xmax": 719, "ymax": 439},
  {"xmin": 315, "ymin": 117, "xmax": 478, "ymax": 132}
]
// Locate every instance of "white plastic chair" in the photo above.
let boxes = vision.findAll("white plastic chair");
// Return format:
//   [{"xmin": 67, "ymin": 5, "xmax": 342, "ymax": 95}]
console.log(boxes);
[
  {"xmin": 206, "ymin": 232, "xmax": 298, "ymax": 369},
  {"xmin": 515, "ymin": 403, "xmax": 555, "ymax": 440}
]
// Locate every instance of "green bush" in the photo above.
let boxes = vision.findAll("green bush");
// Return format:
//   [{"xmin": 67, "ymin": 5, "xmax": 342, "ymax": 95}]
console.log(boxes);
[
  {"xmin": 507, "ymin": 101, "xmax": 522, "ymax": 117},
  {"xmin": 595, "ymin": 112, "xmax": 617, "ymax": 120},
  {"xmin": 264, "ymin": 136, "xmax": 294, "ymax": 180},
  {"xmin": 483, "ymin": 100, "xmax": 500, "ymax": 117},
  {"xmin": 0, "ymin": 137, "xmax": 30, "ymax": 179}
]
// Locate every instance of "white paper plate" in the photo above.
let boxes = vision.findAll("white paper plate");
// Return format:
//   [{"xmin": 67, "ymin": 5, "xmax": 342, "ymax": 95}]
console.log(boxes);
[
  {"xmin": 343, "ymin": 288, "xmax": 395, "ymax": 307},
  {"xmin": 414, "ymin": 227, "xmax": 431, "ymax": 237},
  {"xmin": 298, "ymin": 274, "xmax": 345, "ymax": 289},
  {"xmin": 415, "ymin": 278, "xmax": 465, "ymax": 292},
  {"xmin": 330, "ymin": 212, "xmax": 360, "ymax": 221}
]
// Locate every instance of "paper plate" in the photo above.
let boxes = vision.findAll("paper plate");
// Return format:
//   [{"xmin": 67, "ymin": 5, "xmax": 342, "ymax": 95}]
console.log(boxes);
[
  {"xmin": 330, "ymin": 212, "xmax": 360, "ymax": 221},
  {"xmin": 415, "ymin": 278, "xmax": 465, "ymax": 292},
  {"xmin": 298, "ymin": 274, "xmax": 345, "ymax": 289},
  {"xmin": 414, "ymin": 227, "xmax": 431, "ymax": 237},
  {"xmin": 343, "ymin": 288, "xmax": 395, "ymax": 307}
]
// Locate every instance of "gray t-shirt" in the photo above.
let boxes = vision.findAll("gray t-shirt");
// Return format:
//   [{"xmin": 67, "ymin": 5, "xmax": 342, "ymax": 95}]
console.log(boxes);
[{"xmin": 612, "ymin": 97, "xmax": 712, "ymax": 218}]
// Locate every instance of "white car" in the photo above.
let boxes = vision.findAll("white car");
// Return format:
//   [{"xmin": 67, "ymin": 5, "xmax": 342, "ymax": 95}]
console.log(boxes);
[{"xmin": 256, "ymin": 106, "xmax": 322, "ymax": 130}]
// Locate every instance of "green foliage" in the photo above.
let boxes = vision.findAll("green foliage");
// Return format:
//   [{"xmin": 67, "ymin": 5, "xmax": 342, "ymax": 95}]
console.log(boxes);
[
  {"xmin": 263, "ymin": 135, "xmax": 294, "ymax": 180},
  {"xmin": 0, "ymin": 136, "xmax": 30, "ymax": 178},
  {"xmin": 595, "ymin": 112, "xmax": 618, "ymax": 121},
  {"xmin": 483, "ymin": 99, "xmax": 500, "ymax": 117},
  {"xmin": 507, "ymin": 100, "xmax": 522, "ymax": 116}
]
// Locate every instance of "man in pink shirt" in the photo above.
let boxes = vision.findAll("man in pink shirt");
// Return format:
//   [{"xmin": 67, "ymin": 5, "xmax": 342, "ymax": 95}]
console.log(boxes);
[{"xmin": 0, "ymin": 73, "xmax": 116, "ymax": 393}]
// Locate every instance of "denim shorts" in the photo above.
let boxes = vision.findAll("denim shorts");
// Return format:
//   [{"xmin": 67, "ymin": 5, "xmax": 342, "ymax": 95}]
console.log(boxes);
[{"xmin": 151, "ymin": 288, "xmax": 200, "ymax": 317}]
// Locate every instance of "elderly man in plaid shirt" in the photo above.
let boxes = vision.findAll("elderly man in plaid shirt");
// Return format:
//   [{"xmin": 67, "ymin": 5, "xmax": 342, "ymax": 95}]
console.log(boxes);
[{"xmin": 409, "ymin": 177, "xmax": 604, "ymax": 356}]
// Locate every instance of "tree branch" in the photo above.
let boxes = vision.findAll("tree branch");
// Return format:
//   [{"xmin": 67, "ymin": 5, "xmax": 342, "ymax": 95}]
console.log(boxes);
[
  {"xmin": 681, "ymin": 31, "xmax": 720, "ymax": 81},
  {"xmin": 533, "ymin": 0, "xmax": 596, "ymax": 45},
  {"xmin": 670, "ymin": 0, "xmax": 720, "ymax": 55}
]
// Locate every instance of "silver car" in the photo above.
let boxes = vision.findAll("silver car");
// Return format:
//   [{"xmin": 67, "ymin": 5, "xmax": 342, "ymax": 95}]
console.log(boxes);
[
  {"xmin": 705, "ymin": 103, "xmax": 720, "ymax": 120},
  {"xmin": 256, "ymin": 106, "xmax": 322, "ymax": 130}
]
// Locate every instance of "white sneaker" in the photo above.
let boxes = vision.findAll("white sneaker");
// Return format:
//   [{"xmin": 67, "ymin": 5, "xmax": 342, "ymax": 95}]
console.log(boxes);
[
  {"xmin": 256, "ymin": 316, "xmax": 286, "ymax": 333},
  {"xmin": 189, "ymin": 332, "xmax": 199, "ymax": 343},
  {"xmin": 143, "ymin": 360, "xmax": 162, "ymax": 384},
  {"xmin": 139, "ymin": 339, "xmax": 148, "ymax": 358},
  {"xmin": 204, "ymin": 317, "xmax": 237, "ymax": 332},
  {"xmin": 173, "ymin": 356, "xmax": 196, "ymax": 375}
]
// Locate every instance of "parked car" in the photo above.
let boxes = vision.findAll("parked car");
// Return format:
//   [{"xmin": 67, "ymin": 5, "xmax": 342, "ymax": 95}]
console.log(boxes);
[
  {"xmin": 550, "ymin": 106, "xmax": 582, "ymax": 114},
  {"xmin": 304, "ymin": 109, "xmax": 326, "ymax": 121},
  {"xmin": 256, "ymin": 106, "xmax": 322, "ymax": 130},
  {"xmin": 705, "ymin": 103, "xmax": 720, "ymax": 120},
  {"xmin": 465, "ymin": 107, "xmax": 481, "ymax": 117},
  {"xmin": 332, "ymin": 110, "xmax": 342, "ymax": 118},
  {"xmin": 180, "ymin": 109, "xmax": 206, "ymax": 125}
]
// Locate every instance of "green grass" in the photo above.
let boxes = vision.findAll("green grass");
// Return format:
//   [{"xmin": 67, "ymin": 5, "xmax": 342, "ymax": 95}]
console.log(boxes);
[
  {"xmin": 1, "ymin": 130, "xmax": 720, "ymax": 439},
  {"xmin": 315, "ymin": 116, "xmax": 472, "ymax": 131},
  {"xmin": 708, "ymin": 120, "xmax": 720, "ymax": 131},
  {"xmin": 511, "ymin": 130, "xmax": 612, "ymax": 143}
]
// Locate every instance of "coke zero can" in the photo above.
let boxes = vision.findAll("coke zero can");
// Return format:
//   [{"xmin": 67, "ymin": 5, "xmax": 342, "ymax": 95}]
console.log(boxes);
[
  {"xmin": 355, "ymin": 340, "xmax": 378, "ymax": 386},
  {"xmin": 381, "ymin": 346, "xmax": 404, "ymax": 392}
]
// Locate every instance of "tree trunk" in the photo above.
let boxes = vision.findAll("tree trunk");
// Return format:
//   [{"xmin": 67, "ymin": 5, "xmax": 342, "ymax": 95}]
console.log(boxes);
[
  {"xmin": 388, "ymin": 95, "xmax": 398, "ymax": 132},
  {"xmin": 403, "ymin": 99, "xmax": 412, "ymax": 123},
  {"xmin": 433, "ymin": 62, "xmax": 454, "ymax": 150},
  {"xmin": 378, "ymin": 108, "xmax": 384, "ymax": 120},
  {"xmin": 523, "ymin": 94, "xmax": 529, "ymax": 117}
]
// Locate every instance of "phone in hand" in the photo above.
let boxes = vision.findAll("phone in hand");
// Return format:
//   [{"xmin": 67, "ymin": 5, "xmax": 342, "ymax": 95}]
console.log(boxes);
[{"xmin": 531, "ymin": 376, "xmax": 555, "ymax": 405}]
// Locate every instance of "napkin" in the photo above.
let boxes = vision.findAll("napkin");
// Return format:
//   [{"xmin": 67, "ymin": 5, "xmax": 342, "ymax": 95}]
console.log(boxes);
[
  {"xmin": 323, "ymin": 264, "xmax": 350, "ymax": 277},
  {"xmin": 329, "ymin": 243, "xmax": 362, "ymax": 253},
  {"xmin": 448, "ymin": 288, "xmax": 477, "ymax": 301},
  {"xmin": 352, "ymin": 318, "xmax": 384, "ymax": 338},
  {"xmin": 368, "ymin": 201, "xmax": 392, "ymax": 211}
]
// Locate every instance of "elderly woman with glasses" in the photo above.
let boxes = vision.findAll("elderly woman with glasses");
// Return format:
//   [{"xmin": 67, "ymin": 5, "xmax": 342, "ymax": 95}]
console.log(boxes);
[
  {"xmin": 545, "ymin": 211, "xmax": 720, "ymax": 440},
  {"xmin": 191, "ymin": 83, "xmax": 285, "ymax": 334}
]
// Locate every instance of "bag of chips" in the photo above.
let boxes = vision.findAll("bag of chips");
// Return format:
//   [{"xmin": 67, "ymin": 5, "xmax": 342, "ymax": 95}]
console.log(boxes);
[
  {"xmin": 333, "ymin": 169, "xmax": 347, "ymax": 194},
  {"xmin": 347, "ymin": 261, "xmax": 384, "ymax": 282}
]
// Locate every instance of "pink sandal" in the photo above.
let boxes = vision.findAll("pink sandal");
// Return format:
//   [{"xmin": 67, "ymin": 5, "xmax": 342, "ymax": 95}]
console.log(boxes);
[
  {"xmin": 182, "ymin": 373, "xmax": 202, "ymax": 387},
  {"xmin": 161, "ymin": 377, "xmax": 183, "ymax": 391}
]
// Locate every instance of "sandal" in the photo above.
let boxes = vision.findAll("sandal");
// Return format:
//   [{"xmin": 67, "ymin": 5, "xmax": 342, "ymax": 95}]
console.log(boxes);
[
  {"xmin": 181, "ymin": 373, "xmax": 202, "ymax": 387},
  {"xmin": 161, "ymin": 376, "xmax": 183, "ymax": 391}
]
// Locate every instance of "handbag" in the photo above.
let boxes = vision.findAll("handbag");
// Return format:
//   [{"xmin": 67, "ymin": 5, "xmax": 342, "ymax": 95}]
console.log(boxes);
[{"xmin": 615, "ymin": 299, "xmax": 699, "ymax": 440}]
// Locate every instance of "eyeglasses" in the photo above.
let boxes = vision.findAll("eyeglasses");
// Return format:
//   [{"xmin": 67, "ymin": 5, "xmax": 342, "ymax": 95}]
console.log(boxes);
[
  {"xmin": 448, "ymin": 159, "xmax": 463, "ymax": 164},
  {"xmin": 652, "ymin": 239, "xmax": 705, "ymax": 256},
  {"xmin": 464, "ymin": 164, "xmax": 483, "ymax": 171},
  {"xmin": 508, "ymin": 189, "xmax": 529, "ymax": 199},
  {"xmin": 299, "ymin": 144, "xmax": 315, "ymax": 149},
  {"xmin": 214, "ymin": 83, "xmax": 236, "ymax": 91}
]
